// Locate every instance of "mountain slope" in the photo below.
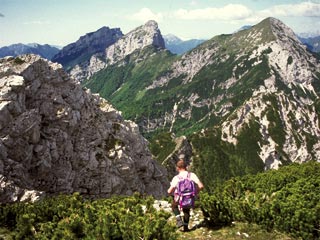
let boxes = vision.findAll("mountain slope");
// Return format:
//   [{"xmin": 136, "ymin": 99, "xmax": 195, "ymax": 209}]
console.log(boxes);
[
  {"xmin": 83, "ymin": 17, "xmax": 320, "ymax": 179},
  {"xmin": 0, "ymin": 43, "xmax": 59, "ymax": 59}
]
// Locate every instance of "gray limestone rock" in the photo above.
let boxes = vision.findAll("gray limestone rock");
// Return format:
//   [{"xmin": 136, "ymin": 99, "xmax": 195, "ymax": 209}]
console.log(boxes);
[
  {"xmin": 0, "ymin": 54, "xmax": 168, "ymax": 203},
  {"xmin": 70, "ymin": 20, "xmax": 165, "ymax": 82}
]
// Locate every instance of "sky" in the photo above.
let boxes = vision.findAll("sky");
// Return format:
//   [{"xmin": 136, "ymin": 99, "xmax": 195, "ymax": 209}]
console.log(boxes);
[{"xmin": 1, "ymin": 0, "xmax": 320, "ymax": 47}]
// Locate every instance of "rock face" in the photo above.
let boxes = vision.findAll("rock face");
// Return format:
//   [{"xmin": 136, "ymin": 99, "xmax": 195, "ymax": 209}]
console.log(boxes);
[
  {"xmin": 104, "ymin": 20, "xmax": 165, "ymax": 65},
  {"xmin": 0, "ymin": 55, "xmax": 168, "ymax": 203},
  {"xmin": 51, "ymin": 26, "xmax": 123, "ymax": 69},
  {"xmin": 70, "ymin": 20, "xmax": 165, "ymax": 82},
  {"xmin": 160, "ymin": 136, "xmax": 193, "ymax": 180}
]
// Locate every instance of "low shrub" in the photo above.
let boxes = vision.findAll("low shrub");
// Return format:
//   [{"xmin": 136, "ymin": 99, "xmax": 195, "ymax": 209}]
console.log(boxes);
[
  {"xmin": 0, "ymin": 192, "xmax": 177, "ymax": 240},
  {"xmin": 200, "ymin": 161, "xmax": 320, "ymax": 239}
]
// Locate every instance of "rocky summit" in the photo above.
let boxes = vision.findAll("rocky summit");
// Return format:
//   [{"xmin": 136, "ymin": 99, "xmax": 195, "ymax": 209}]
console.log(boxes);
[
  {"xmin": 0, "ymin": 54, "xmax": 168, "ymax": 203},
  {"xmin": 51, "ymin": 26, "xmax": 123, "ymax": 71},
  {"xmin": 69, "ymin": 20, "xmax": 165, "ymax": 82}
]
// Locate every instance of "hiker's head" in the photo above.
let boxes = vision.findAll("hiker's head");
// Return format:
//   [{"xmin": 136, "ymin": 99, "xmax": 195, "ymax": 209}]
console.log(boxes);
[{"xmin": 176, "ymin": 160, "xmax": 187, "ymax": 170}]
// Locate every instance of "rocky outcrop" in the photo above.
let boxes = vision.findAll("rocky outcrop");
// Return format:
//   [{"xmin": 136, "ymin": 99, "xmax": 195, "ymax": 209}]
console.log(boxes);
[
  {"xmin": 0, "ymin": 55, "xmax": 168, "ymax": 203},
  {"xmin": 70, "ymin": 20, "xmax": 165, "ymax": 82},
  {"xmin": 161, "ymin": 136, "xmax": 193, "ymax": 179},
  {"xmin": 104, "ymin": 20, "xmax": 165, "ymax": 65},
  {"xmin": 0, "ymin": 175, "xmax": 43, "ymax": 202},
  {"xmin": 52, "ymin": 26, "xmax": 123, "ymax": 69}
]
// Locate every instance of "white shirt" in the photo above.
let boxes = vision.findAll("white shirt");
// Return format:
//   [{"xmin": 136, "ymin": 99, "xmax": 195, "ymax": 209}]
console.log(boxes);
[{"xmin": 170, "ymin": 170, "xmax": 201, "ymax": 188}]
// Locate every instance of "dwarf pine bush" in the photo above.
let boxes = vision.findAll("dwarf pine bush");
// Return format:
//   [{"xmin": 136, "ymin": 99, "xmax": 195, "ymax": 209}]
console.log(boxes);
[
  {"xmin": 200, "ymin": 161, "xmax": 320, "ymax": 240},
  {"xmin": 0, "ymin": 192, "xmax": 177, "ymax": 240}
]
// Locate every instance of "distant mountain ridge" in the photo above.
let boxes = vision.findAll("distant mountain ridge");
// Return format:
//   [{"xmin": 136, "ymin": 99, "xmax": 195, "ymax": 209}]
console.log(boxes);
[
  {"xmin": 163, "ymin": 34, "xmax": 206, "ymax": 55},
  {"xmin": 0, "ymin": 43, "xmax": 59, "ymax": 60},
  {"xmin": 299, "ymin": 35, "xmax": 320, "ymax": 53},
  {"xmin": 51, "ymin": 26, "xmax": 123, "ymax": 71}
]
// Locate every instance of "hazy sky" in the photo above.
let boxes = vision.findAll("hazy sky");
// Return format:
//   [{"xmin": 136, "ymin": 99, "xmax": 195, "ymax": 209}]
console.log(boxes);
[{"xmin": 1, "ymin": 0, "xmax": 320, "ymax": 47}]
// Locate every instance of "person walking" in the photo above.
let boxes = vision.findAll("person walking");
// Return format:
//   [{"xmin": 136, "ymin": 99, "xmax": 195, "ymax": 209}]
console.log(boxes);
[{"xmin": 167, "ymin": 158, "xmax": 204, "ymax": 232}]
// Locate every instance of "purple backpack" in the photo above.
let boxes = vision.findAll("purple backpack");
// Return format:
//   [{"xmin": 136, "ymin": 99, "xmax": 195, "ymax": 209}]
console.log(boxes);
[{"xmin": 176, "ymin": 172, "xmax": 196, "ymax": 209}]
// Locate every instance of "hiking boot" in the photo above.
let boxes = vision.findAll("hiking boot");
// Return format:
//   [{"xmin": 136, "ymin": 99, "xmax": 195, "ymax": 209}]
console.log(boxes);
[
  {"xmin": 183, "ymin": 224, "xmax": 189, "ymax": 232},
  {"xmin": 178, "ymin": 225, "xmax": 190, "ymax": 232},
  {"xmin": 176, "ymin": 216, "xmax": 184, "ymax": 228}
]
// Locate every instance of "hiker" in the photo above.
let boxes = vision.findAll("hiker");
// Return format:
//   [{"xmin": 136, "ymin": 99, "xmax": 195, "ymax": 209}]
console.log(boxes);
[{"xmin": 167, "ymin": 158, "xmax": 204, "ymax": 232}]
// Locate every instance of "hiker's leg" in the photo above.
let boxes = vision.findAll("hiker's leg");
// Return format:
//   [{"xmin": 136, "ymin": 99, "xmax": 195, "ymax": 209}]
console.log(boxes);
[
  {"xmin": 171, "ymin": 198, "xmax": 180, "ymax": 216},
  {"xmin": 182, "ymin": 208, "xmax": 190, "ymax": 231},
  {"xmin": 172, "ymin": 198, "xmax": 183, "ymax": 228}
]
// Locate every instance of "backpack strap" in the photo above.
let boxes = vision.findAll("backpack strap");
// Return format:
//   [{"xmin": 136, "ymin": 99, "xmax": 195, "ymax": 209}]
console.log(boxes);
[{"xmin": 186, "ymin": 172, "xmax": 191, "ymax": 179}]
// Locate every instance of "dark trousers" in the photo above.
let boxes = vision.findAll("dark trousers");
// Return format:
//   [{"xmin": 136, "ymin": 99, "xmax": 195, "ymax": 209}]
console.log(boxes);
[{"xmin": 171, "ymin": 199, "xmax": 191, "ymax": 226}]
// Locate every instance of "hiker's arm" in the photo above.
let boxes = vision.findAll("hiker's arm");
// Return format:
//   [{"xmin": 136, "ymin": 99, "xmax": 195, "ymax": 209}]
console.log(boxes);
[
  {"xmin": 197, "ymin": 181, "xmax": 204, "ymax": 191},
  {"xmin": 167, "ymin": 186, "xmax": 175, "ymax": 194},
  {"xmin": 168, "ymin": 176, "xmax": 178, "ymax": 194},
  {"xmin": 191, "ymin": 173, "xmax": 204, "ymax": 192}
]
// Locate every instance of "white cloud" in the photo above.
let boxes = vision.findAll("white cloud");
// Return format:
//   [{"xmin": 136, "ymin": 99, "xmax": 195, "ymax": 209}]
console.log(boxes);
[
  {"xmin": 189, "ymin": 0, "xmax": 198, "ymax": 6},
  {"xmin": 260, "ymin": 2, "xmax": 320, "ymax": 17},
  {"xmin": 174, "ymin": 4, "xmax": 253, "ymax": 21},
  {"xmin": 131, "ymin": 8, "xmax": 163, "ymax": 22},
  {"xmin": 172, "ymin": 2, "xmax": 320, "ymax": 23}
]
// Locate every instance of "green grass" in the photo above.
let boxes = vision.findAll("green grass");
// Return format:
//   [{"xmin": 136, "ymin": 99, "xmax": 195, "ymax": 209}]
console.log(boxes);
[
  {"xmin": 178, "ymin": 222, "xmax": 293, "ymax": 240},
  {"xmin": 172, "ymin": 208, "xmax": 293, "ymax": 240}
]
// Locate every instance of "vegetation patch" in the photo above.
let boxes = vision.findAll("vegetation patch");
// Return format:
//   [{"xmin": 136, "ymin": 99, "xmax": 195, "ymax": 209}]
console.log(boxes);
[
  {"xmin": 190, "ymin": 124, "xmax": 264, "ymax": 193},
  {"xmin": 0, "ymin": 193, "xmax": 177, "ymax": 240},
  {"xmin": 200, "ymin": 161, "xmax": 320, "ymax": 240},
  {"xmin": 13, "ymin": 57, "xmax": 25, "ymax": 65},
  {"xmin": 149, "ymin": 132, "xmax": 176, "ymax": 164}
]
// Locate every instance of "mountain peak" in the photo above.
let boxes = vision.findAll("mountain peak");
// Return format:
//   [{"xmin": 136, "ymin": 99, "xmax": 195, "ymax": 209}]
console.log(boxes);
[
  {"xmin": 250, "ymin": 17, "xmax": 300, "ymax": 44},
  {"xmin": 164, "ymin": 34, "xmax": 183, "ymax": 45},
  {"xmin": 68, "ymin": 20, "xmax": 166, "ymax": 82},
  {"xmin": 221, "ymin": 17, "xmax": 303, "ymax": 54},
  {"xmin": 268, "ymin": 17, "xmax": 301, "ymax": 43},
  {"xmin": 51, "ymin": 26, "xmax": 123, "ymax": 67},
  {"xmin": 144, "ymin": 19, "xmax": 158, "ymax": 27},
  {"xmin": 103, "ymin": 20, "xmax": 165, "ymax": 64},
  {"xmin": 126, "ymin": 20, "xmax": 165, "ymax": 49}
]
